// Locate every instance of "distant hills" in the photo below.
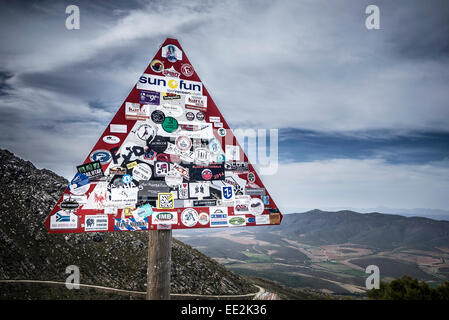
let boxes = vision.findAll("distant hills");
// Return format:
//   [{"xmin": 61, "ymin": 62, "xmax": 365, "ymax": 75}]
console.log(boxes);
[{"xmin": 274, "ymin": 209, "xmax": 449, "ymax": 250}]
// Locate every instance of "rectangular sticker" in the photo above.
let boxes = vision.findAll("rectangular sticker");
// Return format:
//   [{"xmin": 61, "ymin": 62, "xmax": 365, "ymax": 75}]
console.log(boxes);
[
  {"xmin": 209, "ymin": 207, "xmax": 228, "ymax": 227},
  {"xmin": 85, "ymin": 215, "xmax": 109, "ymax": 231},
  {"xmin": 110, "ymin": 124, "xmax": 127, "ymax": 133},
  {"xmin": 137, "ymin": 74, "xmax": 203, "ymax": 96},
  {"xmin": 125, "ymin": 102, "xmax": 150, "ymax": 120},
  {"xmin": 77, "ymin": 161, "xmax": 104, "ymax": 180},
  {"xmin": 152, "ymin": 211, "xmax": 178, "ymax": 224}
]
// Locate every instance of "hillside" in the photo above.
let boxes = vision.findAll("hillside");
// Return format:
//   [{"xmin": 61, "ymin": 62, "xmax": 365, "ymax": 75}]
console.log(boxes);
[
  {"xmin": 0, "ymin": 149, "xmax": 255, "ymax": 297},
  {"xmin": 176, "ymin": 210, "xmax": 449, "ymax": 295}
]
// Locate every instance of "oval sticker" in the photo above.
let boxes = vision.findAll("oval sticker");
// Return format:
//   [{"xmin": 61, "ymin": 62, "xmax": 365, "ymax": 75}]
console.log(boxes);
[{"xmin": 103, "ymin": 135, "xmax": 120, "ymax": 144}]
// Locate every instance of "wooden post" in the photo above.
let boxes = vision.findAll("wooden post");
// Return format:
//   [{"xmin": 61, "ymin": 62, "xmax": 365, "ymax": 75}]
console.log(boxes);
[{"xmin": 146, "ymin": 229, "xmax": 172, "ymax": 300}]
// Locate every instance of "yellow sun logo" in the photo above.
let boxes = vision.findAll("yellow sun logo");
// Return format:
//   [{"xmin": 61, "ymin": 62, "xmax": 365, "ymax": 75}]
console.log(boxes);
[{"xmin": 168, "ymin": 80, "xmax": 178, "ymax": 89}]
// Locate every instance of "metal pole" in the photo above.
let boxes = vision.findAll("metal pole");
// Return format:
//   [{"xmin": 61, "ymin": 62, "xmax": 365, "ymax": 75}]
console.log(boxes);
[{"xmin": 146, "ymin": 229, "xmax": 172, "ymax": 300}]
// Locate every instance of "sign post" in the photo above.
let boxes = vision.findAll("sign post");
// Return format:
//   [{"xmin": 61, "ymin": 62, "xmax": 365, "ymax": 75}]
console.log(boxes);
[
  {"xmin": 146, "ymin": 229, "xmax": 172, "ymax": 300},
  {"xmin": 44, "ymin": 38, "xmax": 283, "ymax": 300}
]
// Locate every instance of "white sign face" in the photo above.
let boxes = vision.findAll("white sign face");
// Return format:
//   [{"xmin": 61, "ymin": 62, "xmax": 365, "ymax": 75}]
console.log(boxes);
[
  {"xmin": 137, "ymin": 74, "xmax": 203, "ymax": 96},
  {"xmin": 84, "ymin": 215, "xmax": 109, "ymax": 231},
  {"xmin": 50, "ymin": 211, "xmax": 78, "ymax": 230}
]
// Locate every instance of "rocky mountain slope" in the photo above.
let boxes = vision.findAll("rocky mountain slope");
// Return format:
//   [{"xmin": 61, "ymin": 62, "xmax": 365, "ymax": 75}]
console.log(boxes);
[{"xmin": 0, "ymin": 149, "xmax": 255, "ymax": 297}]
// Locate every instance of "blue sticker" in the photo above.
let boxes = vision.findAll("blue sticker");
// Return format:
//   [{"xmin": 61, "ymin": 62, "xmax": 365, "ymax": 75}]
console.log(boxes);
[{"xmin": 90, "ymin": 149, "xmax": 112, "ymax": 165}]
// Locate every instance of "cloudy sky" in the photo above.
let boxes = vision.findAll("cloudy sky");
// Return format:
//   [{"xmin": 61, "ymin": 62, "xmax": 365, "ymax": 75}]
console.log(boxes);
[{"xmin": 1, "ymin": 0, "xmax": 448, "ymax": 214}]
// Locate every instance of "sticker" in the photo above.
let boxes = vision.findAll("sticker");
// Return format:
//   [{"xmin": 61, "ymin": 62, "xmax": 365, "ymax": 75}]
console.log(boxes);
[
  {"xmin": 162, "ymin": 92, "xmax": 182, "ymax": 101},
  {"xmin": 217, "ymin": 128, "xmax": 227, "ymax": 137},
  {"xmin": 249, "ymin": 197, "xmax": 264, "ymax": 215},
  {"xmin": 209, "ymin": 138, "xmax": 221, "ymax": 154},
  {"xmin": 225, "ymin": 162, "xmax": 249, "ymax": 172},
  {"xmin": 115, "ymin": 218, "xmax": 149, "ymax": 231},
  {"xmin": 210, "ymin": 207, "xmax": 228, "ymax": 227},
  {"xmin": 189, "ymin": 164, "xmax": 225, "ymax": 181},
  {"xmin": 161, "ymin": 44, "xmax": 183, "ymax": 63},
  {"xmin": 194, "ymin": 148, "xmax": 210, "ymax": 163},
  {"xmin": 152, "ymin": 211, "xmax": 178, "ymax": 224},
  {"xmin": 132, "ymin": 163, "xmax": 153, "ymax": 181},
  {"xmin": 262, "ymin": 195, "xmax": 270, "ymax": 205},
  {"xmin": 185, "ymin": 112, "xmax": 195, "ymax": 121},
  {"xmin": 135, "ymin": 123, "xmax": 157, "ymax": 141},
  {"xmin": 185, "ymin": 95, "xmax": 207, "ymax": 111},
  {"xmin": 189, "ymin": 182, "xmax": 210, "ymax": 198},
  {"xmin": 228, "ymin": 216, "xmax": 246, "ymax": 227},
  {"xmin": 157, "ymin": 192, "xmax": 174, "ymax": 209},
  {"xmin": 209, "ymin": 116, "xmax": 220, "ymax": 122},
  {"xmin": 247, "ymin": 172, "xmax": 256, "ymax": 183},
  {"xmin": 108, "ymin": 182, "xmax": 139, "ymax": 207},
  {"xmin": 161, "ymin": 103, "xmax": 183, "ymax": 118},
  {"xmin": 90, "ymin": 149, "xmax": 112, "ymax": 165},
  {"xmin": 85, "ymin": 215, "xmax": 109, "ymax": 231},
  {"xmin": 110, "ymin": 124, "xmax": 127, "ymax": 133},
  {"xmin": 198, "ymin": 212, "xmax": 209, "ymax": 225},
  {"xmin": 225, "ymin": 145, "xmax": 240, "ymax": 161},
  {"xmin": 59, "ymin": 199, "xmax": 79, "ymax": 211},
  {"xmin": 193, "ymin": 199, "xmax": 217, "ymax": 206},
  {"xmin": 77, "ymin": 160, "xmax": 104, "ymax": 180},
  {"xmin": 138, "ymin": 74, "xmax": 202, "ymax": 95},
  {"xmin": 150, "ymin": 59, "xmax": 164, "ymax": 72},
  {"xmin": 196, "ymin": 111, "xmax": 205, "ymax": 121},
  {"xmin": 50, "ymin": 210, "xmax": 79, "ymax": 230},
  {"xmin": 109, "ymin": 166, "xmax": 126, "ymax": 175},
  {"xmin": 63, "ymin": 194, "xmax": 87, "ymax": 205},
  {"xmin": 69, "ymin": 173, "xmax": 91, "ymax": 195},
  {"xmin": 181, "ymin": 208, "xmax": 199, "ymax": 227},
  {"xmin": 125, "ymin": 102, "xmax": 150, "ymax": 120},
  {"xmin": 222, "ymin": 186, "xmax": 235, "ymax": 202},
  {"xmin": 181, "ymin": 63, "xmax": 194, "ymax": 77},
  {"xmin": 245, "ymin": 188, "xmax": 266, "ymax": 196},
  {"xmin": 234, "ymin": 195, "xmax": 251, "ymax": 214},
  {"xmin": 165, "ymin": 171, "xmax": 183, "ymax": 188},
  {"xmin": 122, "ymin": 174, "xmax": 132, "ymax": 184},
  {"xmin": 162, "ymin": 116, "xmax": 179, "ymax": 133},
  {"xmin": 175, "ymin": 136, "xmax": 192, "ymax": 152},
  {"xmin": 162, "ymin": 66, "xmax": 180, "ymax": 78},
  {"xmin": 172, "ymin": 163, "xmax": 189, "ymax": 180},
  {"xmin": 138, "ymin": 180, "xmax": 170, "ymax": 200},
  {"xmin": 154, "ymin": 161, "xmax": 170, "ymax": 177},
  {"xmin": 256, "ymin": 215, "xmax": 270, "ymax": 225},
  {"xmin": 132, "ymin": 204, "xmax": 153, "ymax": 221},
  {"xmin": 103, "ymin": 135, "xmax": 120, "ymax": 144},
  {"xmin": 269, "ymin": 213, "xmax": 281, "ymax": 224},
  {"xmin": 151, "ymin": 110, "xmax": 166, "ymax": 124},
  {"xmin": 126, "ymin": 161, "xmax": 138, "ymax": 170},
  {"xmin": 149, "ymin": 136, "xmax": 169, "ymax": 153},
  {"xmin": 213, "ymin": 122, "xmax": 223, "ymax": 128},
  {"xmin": 140, "ymin": 90, "xmax": 160, "ymax": 105}
]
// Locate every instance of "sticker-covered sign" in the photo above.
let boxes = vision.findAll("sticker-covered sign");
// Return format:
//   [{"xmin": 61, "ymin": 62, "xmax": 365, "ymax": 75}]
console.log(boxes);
[{"xmin": 45, "ymin": 38, "xmax": 282, "ymax": 234}]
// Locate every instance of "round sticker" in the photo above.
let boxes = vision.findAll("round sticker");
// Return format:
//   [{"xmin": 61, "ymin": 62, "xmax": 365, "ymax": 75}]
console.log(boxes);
[
  {"xmin": 217, "ymin": 128, "xmax": 227, "ymax": 137},
  {"xmin": 175, "ymin": 136, "xmax": 192, "ymax": 152},
  {"xmin": 165, "ymin": 171, "xmax": 183, "ymax": 188},
  {"xmin": 136, "ymin": 124, "xmax": 156, "ymax": 141},
  {"xmin": 149, "ymin": 136, "xmax": 168, "ymax": 153},
  {"xmin": 122, "ymin": 174, "xmax": 132, "ymax": 184},
  {"xmin": 151, "ymin": 110, "xmax": 165, "ymax": 124},
  {"xmin": 151, "ymin": 59, "xmax": 164, "ymax": 73},
  {"xmin": 68, "ymin": 173, "xmax": 91, "ymax": 195},
  {"xmin": 198, "ymin": 212, "xmax": 209, "ymax": 225},
  {"xmin": 162, "ymin": 117, "xmax": 179, "ymax": 133},
  {"xmin": 103, "ymin": 135, "xmax": 120, "ymax": 144},
  {"xmin": 201, "ymin": 168, "xmax": 213, "ymax": 181},
  {"xmin": 196, "ymin": 111, "xmax": 205, "ymax": 121},
  {"xmin": 132, "ymin": 163, "xmax": 153, "ymax": 181},
  {"xmin": 209, "ymin": 138, "xmax": 221, "ymax": 154},
  {"xmin": 247, "ymin": 172, "xmax": 256, "ymax": 183},
  {"xmin": 249, "ymin": 197, "xmax": 264, "ymax": 215},
  {"xmin": 185, "ymin": 112, "xmax": 195, "ymax": 121},
  {"xmin": 181, "ymin": 208, "xmax": 199, "ymax": 227},
  {"xmin": 90, "ymin": 149, "xmax": 112, "ymax": 165},
  {"xmin": 181, "ymin": 63, "xmax": 194, "ymax": 77}
]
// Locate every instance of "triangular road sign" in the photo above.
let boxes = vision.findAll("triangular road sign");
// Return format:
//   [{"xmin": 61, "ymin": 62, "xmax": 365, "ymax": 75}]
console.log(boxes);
[{"xmin": 44, "ymin": 38, "xmax": 282, "ymax": 233}]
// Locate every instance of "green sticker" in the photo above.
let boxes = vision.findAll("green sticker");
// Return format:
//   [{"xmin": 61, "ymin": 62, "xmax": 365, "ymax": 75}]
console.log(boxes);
[{"xmin": 162, "ymin": 116, "xmax": 178, "ymax": 133}]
